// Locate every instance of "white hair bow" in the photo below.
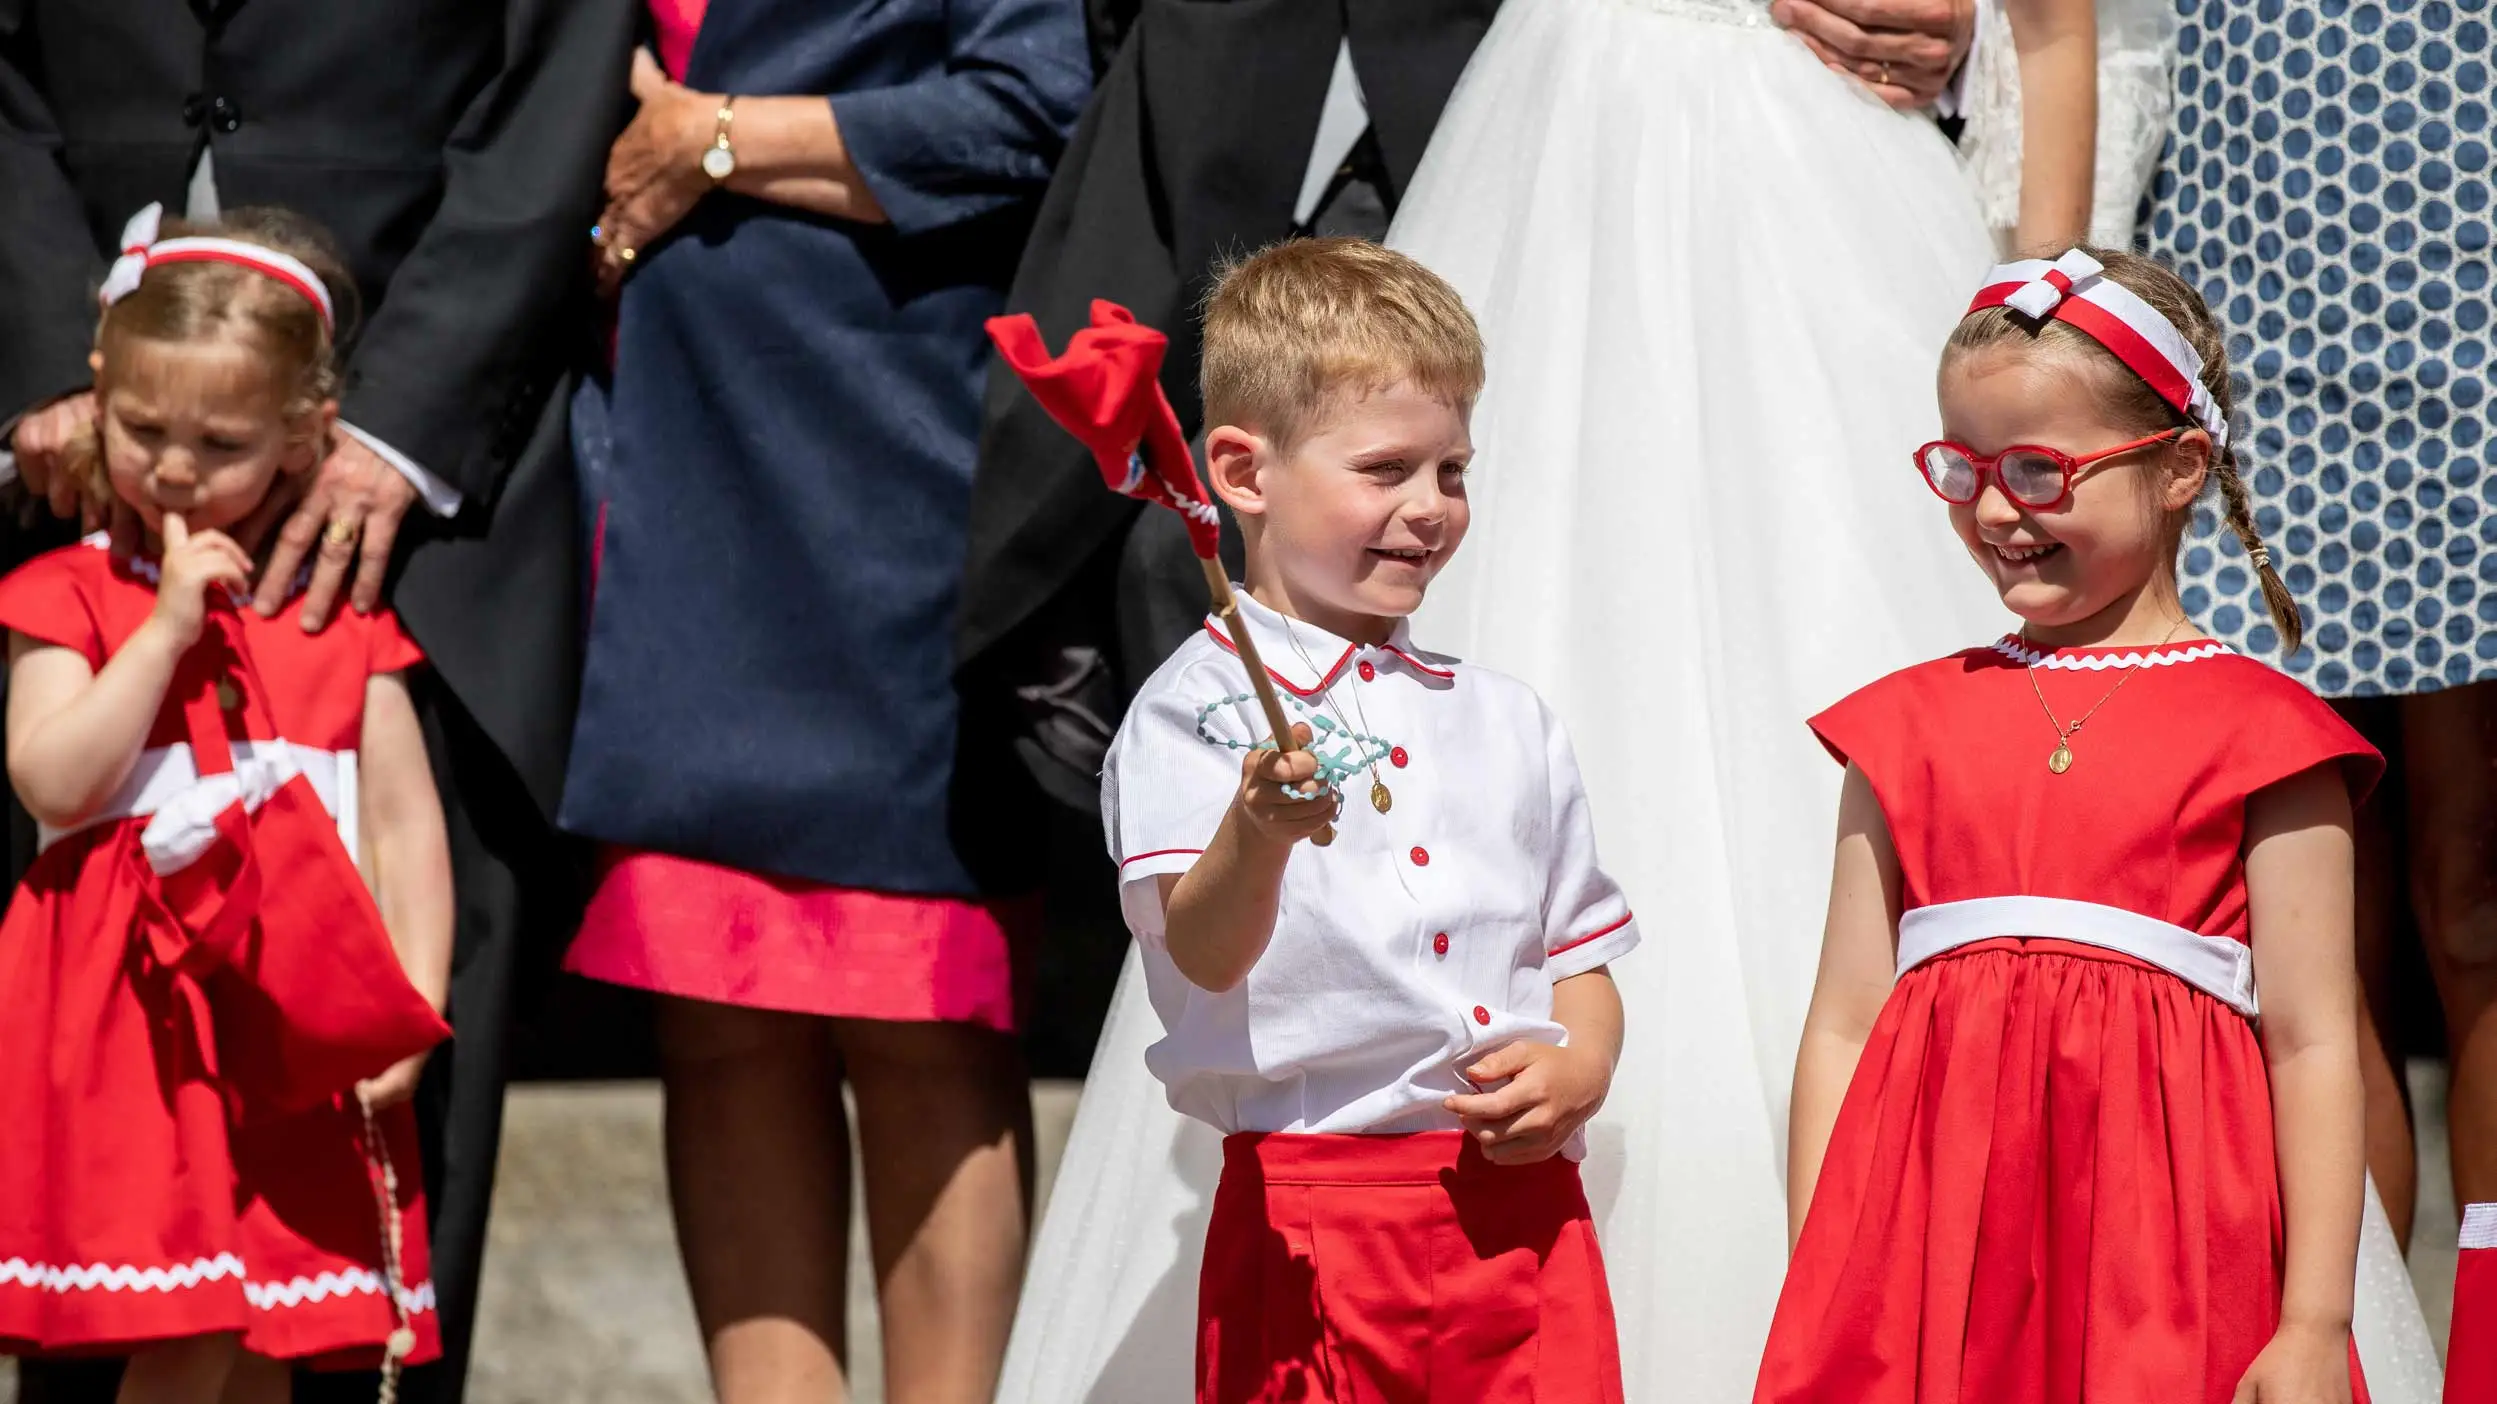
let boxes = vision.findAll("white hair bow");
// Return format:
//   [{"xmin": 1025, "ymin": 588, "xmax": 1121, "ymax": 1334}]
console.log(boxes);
[
  {"xmin": 2003, "ymin": 248, "xmax": 2106, "ymax": 320},
  {"xmin": 97, "ymin": 203, "xmax": 165, "ymax": 310}
]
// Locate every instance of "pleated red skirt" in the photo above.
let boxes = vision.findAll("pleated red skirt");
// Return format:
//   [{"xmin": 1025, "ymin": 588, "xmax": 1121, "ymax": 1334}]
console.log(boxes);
[
  {"xmin": 1755, "ymin": 938, "xmax": 2364, "ymax": 1404},
  {"xmin": 1199, "ymin": 1130, "xmax": 1622, "ymax": 1404},
  {"xmin": 2452, "ymin": 1205, "xmax": 2497, "ymax": 1402}
]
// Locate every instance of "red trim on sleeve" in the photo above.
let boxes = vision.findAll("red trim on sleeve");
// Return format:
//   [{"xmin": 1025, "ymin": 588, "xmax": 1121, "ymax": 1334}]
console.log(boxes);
[
  {"xmin": 1120, "ymin": 847, "xmax": 1205, "ymax": 869},
  {"xmin": 1549, "ymin": 913, "xmax": 1633, "ymax": 957}
]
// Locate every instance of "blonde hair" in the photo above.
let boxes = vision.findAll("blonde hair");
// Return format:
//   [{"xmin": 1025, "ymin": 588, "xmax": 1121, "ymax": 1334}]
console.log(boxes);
[
  {"xmin": 61, "ymin": 207, "xmax": 356, "ymax": 509},
  {"xmin": 1200, "ymin": 238, "xmax": 1485, "ymax": 449},
  {"xmin": 1944, "ymin": 245, "xmax": 2303, "ymax": 656}
]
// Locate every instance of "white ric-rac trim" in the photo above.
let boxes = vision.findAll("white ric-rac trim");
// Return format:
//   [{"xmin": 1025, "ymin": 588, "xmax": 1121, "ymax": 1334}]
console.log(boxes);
[
  {"xmin": 0, "ymin": 1256, "xmax": 432, "ymax": 1313},
  {"xmin": 2464, "ymin": 1203, "xmax": 2497, "ymax": 1250},
  {"xmin": 1989, "ymin": 636, "xmax": 2235, "ymax": 671},
  {"xmin": 1898, "ymin": 895, "xmax": 2258, "ymax": 1017}
]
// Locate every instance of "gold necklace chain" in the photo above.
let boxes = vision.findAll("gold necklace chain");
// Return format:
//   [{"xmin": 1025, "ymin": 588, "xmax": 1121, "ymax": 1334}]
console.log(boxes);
[
  {"xmin": 2022, "ymin": 619, "xmax": 2188, "ymax": 775},
  {"xmin": 1283, "ymin": 616, "xmax": 1396, "ymax": 814}
]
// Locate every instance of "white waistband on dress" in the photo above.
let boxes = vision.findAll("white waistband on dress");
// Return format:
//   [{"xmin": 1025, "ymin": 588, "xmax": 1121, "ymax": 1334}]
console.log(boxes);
[
  {"xmin": 1897, "ymin": 895, "xmax": 2259, "ymax": 1018},
  {"xmin": 37, "ymin": 742, "xmax": 357, "ymax": 876}
]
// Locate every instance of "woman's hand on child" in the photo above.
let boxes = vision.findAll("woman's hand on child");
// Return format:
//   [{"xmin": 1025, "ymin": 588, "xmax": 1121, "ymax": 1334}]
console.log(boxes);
[
  {"xmin": 357, "ymin": 1051, "xmax": 430, "ymax": 1112},
  {"xmin": 1443, "ymin": 1040, "xmax": 1613, "ymax": 1165},
  {"xmin": 2231, "ymin": 1321, "xmax": 2353, "ymax": 1404},
  {"xmin": 9, "ymin": 391, "xmax": 101, "ymax": 529},
  {"xmin": 1235, "ymin": 722, "xmax": 1338, "ymax": 847},
  {"xmin": 149, "ymin": 514, "xmax": 253, "ymax": 648}
]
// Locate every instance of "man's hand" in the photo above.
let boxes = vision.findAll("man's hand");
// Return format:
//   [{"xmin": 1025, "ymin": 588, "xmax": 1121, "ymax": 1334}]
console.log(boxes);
[
  {"xmin": 594, "ymin": 48, "xmax": 719, "ymax": 297},
  {"xmin": 1443, "ymin": 1039, "xmax": 1614, "ymax": 1166},
  {"xmin": 10, "ymin": 392, "xmax": 101, "ymax": 529},
  {"xmin": 1772, "ymin": 0, "xmax": 1975, "ymax": 110},
  {"xmin": 255, "ymin": 433, "xmax": 418, "ymax": 630}
]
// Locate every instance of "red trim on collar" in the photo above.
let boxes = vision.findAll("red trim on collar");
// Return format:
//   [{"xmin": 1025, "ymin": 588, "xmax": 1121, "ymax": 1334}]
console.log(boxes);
[
  {"xmin": 1549, "ymin": 913, "xmax": 1633, "ymax": 956},
  {"xmin": 1203, "ymin": 621, "xmax": 1352, "ymax": 698},
  {"xmin": 1202, "ymin": 621, "xmax": 1457, "ymax": 692}
]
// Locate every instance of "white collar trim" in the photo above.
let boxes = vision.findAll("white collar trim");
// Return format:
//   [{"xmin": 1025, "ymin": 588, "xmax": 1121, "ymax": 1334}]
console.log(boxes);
[{"xmin": 1989, "ymin": 634, "xmax": 2234, "ymax": 671}]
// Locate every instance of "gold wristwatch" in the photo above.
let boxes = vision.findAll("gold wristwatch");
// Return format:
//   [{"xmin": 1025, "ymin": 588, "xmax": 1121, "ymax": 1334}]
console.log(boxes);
[{"xmin": 700, "ymin": 97, "xmax": 738, "ymax": 182}]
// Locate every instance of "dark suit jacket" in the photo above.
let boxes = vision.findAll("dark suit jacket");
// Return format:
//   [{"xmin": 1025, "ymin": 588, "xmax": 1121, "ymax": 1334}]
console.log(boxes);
[
  {"xmin": 0, "ymin": 0, "xmax": 638, "ymax": 811},
  {"xmin": 953, "ymin": 0, "xmax": 1499, "ymax": 807}
]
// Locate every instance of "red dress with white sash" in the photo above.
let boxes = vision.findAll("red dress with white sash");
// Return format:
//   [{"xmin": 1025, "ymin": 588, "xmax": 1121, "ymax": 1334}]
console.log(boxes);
[
  {"xmin": 1754, "ymin": 636, "xmax": 2380, "ymax": 1404},
  {"xmin": 0, "ymin": 541, "xmax": 448, "ymax": 1365}
]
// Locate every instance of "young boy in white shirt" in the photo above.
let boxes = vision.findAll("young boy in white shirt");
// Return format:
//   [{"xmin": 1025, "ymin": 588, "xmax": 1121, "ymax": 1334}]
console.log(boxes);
[{"xmin": 1103, "ymin": 237, "xmax": 1637, "ymax": 1402}]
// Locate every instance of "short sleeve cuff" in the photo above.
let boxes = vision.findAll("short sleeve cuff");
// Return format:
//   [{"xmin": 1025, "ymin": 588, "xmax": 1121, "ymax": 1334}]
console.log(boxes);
[
  {"xmin": 1548, "ymin": 911, "xmax": 1638, "ymax": 981},
  {"xmin": 1116, "ymin": 846, "xmax": 1206, "ymax": 883}
]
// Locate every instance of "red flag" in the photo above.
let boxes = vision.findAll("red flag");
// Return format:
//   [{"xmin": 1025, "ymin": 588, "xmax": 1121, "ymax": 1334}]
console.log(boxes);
[{"xmin": 986, "ymin": 300, "xmax": 1223, "ymax": 559}]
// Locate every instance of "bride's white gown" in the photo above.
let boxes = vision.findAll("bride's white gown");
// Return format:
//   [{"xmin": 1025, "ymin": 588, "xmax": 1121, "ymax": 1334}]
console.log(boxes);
[{"xmin": 998, "ymin": 0, "xmax": 2445, "ymax": 1399}]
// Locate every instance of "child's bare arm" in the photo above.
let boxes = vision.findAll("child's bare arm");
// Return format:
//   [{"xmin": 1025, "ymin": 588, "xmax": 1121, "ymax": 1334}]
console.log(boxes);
[
  {"xmin": 7, "ymin": 628, "xmax": 185, "ymax": 829},
  {"xmin": 1787, "ymin": 763, "xmax": 1903, "ymax": 1249},
  {"xmin": 354, "ymin": 670, "xmax": 453, "ymax": 1109},
  {"xmin": 7, "ymin": 517, "xmax": 254, "ymax": 828},
  {"xmin": 2003, "ymin": 0, "xmax": 2097, "ymax": 248},
  {"xmin": 1443, "ymin": 967, "xmax": 1623, "ymax": 1165},
  {"xmin": 1161, "ymin": 722, "xmax": 1334, "ymax": 992},
  {"xmin": 2236, "ymin": 763, "xmax": 2363, "ymax": 1403}
]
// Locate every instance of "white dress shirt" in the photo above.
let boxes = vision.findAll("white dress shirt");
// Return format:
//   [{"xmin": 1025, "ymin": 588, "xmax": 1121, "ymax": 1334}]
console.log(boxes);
[{"xmin": 1104, "ymin": 590, "xmax": 1641, "ymax": 1142}]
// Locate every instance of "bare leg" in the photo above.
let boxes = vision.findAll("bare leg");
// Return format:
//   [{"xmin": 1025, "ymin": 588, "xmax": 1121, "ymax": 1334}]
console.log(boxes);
[
  {"xmin": 116, "ymin": 1335, "xmax": 238, "ymax": 1404},
  {"xmin": 2402, "ymin": 681, "xmax": 2497, "ymax": 1207},
  {"xmin": 658, "ymin": 996, "xmax": 854, "ymax": 1404},
  {"xmin": 838, "ymin": 1019, "xmax": 1033, "ymax": 1404},
  {"xmin": 2340, "ymin": 696, "xmax": 2418, "ymax": 1246},
  {"xmin": 213, "ymin": 1354, "xmax": 287, "ymax": 1404}
]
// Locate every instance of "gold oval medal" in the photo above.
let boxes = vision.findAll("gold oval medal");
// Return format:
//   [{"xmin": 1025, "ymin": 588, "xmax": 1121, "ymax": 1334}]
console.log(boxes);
[
  {"xmin": 1370, "ymin": 781, "xmax": 1393, "ymax": 814},
  {"xmin": 2049, "ymin": 743, "xmax": 2074, "ymax": 775}
]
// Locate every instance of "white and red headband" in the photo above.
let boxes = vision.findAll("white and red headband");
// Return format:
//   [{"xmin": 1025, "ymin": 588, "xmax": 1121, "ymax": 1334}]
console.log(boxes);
[
  {"xmin": 1967, "ymin": 249, "xmax": 2231, "ymax": 450},
  {"xmin": 97, "ymin": 203, "xmax": 335, "ymax": 332}
]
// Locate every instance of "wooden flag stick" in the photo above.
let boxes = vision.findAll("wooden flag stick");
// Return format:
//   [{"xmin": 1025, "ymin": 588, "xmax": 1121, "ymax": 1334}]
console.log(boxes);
[{"xmin": 1200, "ymin": 557, "xmax": 1335, "ymax": 846}]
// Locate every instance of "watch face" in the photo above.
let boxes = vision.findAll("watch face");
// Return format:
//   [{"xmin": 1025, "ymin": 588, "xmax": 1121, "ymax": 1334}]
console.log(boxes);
[{"xmin": 701, "ymin": 145, "xmax": 736, "ymax": 180}]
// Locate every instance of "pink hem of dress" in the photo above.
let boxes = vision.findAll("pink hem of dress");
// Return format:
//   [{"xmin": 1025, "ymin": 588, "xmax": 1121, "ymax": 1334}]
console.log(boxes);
[{"xmin": 565, "ymin": 850, "xmax": 1033, "ymax": 1033}]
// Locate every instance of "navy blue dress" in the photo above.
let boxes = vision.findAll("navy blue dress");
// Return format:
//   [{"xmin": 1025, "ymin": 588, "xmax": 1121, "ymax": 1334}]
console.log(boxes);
[{"xmin": 563, "ymin": 0, "xmax": 1090, "ymax": 895}]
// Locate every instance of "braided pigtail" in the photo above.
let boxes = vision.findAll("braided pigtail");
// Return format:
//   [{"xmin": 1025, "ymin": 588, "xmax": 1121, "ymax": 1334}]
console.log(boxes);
[{"xmin": 2209, "ymin": 442, "xmax": 2304, "ymax": 656}]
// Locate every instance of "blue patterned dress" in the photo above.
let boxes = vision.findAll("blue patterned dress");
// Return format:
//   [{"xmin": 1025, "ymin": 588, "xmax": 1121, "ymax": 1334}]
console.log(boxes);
[{"xmin": 2147, "ymin": 0, "xmax": 2496, "ymax": 696}]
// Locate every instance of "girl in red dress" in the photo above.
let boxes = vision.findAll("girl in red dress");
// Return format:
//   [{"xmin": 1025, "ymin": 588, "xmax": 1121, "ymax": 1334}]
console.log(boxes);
[
  {"xmin": 1755, "ymin": 248, "xmax": 2380, "ymax": 1404},
  {"xmin": 0, "ymin": 206, "xmax": 453, "ymax": 1402}
]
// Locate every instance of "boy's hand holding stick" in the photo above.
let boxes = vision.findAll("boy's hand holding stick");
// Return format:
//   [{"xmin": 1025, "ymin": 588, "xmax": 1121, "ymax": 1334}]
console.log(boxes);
[{"xmin": 988, "ymin": 301, "xmax": 1338, "ymax": 844}]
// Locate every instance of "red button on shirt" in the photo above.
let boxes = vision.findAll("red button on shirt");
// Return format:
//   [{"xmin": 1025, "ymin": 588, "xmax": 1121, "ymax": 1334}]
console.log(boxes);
[
  {"xmin": 1473, "ymin": 1005, "xmax": 1491, "ymax": 1026},
  {"xmin": 1390, "ymin": 746, "xmax": 1409, "ymax": 768},
  {"xmin": 1433, "ymin": 932, "xmax": 1450, "ymax": 956},
  {"xmin": 1410, "ymin": 846, "xmax": 1430, "ymax": 867},
  {"xmin": 1358, "ymin": 660, "xmax": 1378, "ymax": 682}
]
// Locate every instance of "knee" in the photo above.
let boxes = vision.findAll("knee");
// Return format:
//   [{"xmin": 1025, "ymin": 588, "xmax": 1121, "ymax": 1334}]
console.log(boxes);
[{"xmin": 2413, "ymin": 830, "xmax": 2497, "ymax": 972}]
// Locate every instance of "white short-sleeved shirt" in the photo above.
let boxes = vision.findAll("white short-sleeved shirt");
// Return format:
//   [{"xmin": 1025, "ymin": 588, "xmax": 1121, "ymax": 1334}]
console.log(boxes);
[{"xmin": 1103, "ymin": 589, "xmax": 1640, "ymax": 1140}]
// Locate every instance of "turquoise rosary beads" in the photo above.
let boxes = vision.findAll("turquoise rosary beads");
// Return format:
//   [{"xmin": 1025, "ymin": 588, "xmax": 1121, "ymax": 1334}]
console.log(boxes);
[{"xmin": 1195, "ymin": 693, "xmax": 1397, "ymax": 808}]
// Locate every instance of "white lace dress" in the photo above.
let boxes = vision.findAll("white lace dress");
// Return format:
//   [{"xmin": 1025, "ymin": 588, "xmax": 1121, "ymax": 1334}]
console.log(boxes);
[{"xmin": 1957, "ymin": 0, "xmax": 2177, "ymax": 250}]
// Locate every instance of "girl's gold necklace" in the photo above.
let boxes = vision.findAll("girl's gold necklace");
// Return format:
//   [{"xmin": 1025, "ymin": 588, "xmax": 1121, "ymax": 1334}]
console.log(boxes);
[{"xmin": 2022, "ymin": 618, "xmax": 2188, "ymax": 775}]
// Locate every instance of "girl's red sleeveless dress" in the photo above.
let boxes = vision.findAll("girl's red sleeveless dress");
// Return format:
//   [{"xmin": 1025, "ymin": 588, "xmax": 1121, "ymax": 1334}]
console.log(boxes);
[
  {"xmin": 1753, "ymin": 636, "xmax": 2381, "ymax": 1404},
  {"xmin": 0, "ymin": 540, "xmax": 449, "ymax": 1366}
]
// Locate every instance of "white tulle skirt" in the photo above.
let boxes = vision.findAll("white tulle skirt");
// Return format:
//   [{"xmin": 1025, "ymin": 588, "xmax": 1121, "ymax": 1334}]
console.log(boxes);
[{"xmin": 998, "ymin": 0, "xmax": 2444, "ymax": 1399}]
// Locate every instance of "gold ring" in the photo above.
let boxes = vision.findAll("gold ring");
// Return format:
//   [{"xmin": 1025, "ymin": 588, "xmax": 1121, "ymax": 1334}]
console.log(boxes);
[
  {"xmin": 1879, "ymin": 62, "xmax": 1894, "ymax": 85},
  {"xmin": 616, "ymin": 245, "xmax": 638, "ymax": 265},
  {"xmin": 325, "ymin": 516, "xmax": 361, "ymax": 547}
]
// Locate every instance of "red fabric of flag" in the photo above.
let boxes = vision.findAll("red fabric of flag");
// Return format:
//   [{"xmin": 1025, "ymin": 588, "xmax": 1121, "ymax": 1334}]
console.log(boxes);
[{"xmin": 986, "ymin": 300, "xmax": 1223, "ymax": 559}]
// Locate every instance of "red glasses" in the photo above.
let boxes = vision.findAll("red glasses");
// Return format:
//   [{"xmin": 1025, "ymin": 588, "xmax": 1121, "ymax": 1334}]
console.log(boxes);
[{"xmin": 1912, "ymin": 429, "xmax": 2185, "ymax": 510}]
